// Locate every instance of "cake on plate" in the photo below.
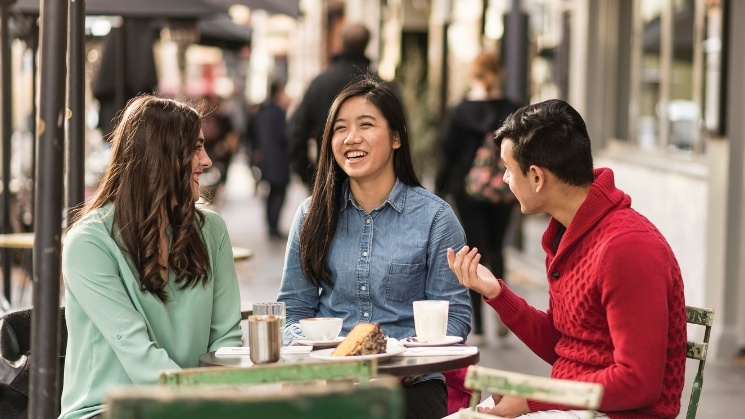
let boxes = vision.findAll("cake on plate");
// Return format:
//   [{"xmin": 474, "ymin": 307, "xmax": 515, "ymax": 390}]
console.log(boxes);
[{"xmin": 331, "ymin": 323, "xmax": 387, "ymax": 356}]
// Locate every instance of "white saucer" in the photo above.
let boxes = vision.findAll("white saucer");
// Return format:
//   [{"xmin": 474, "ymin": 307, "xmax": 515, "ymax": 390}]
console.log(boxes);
[
  {"xmin": 292, "ymin": 337, "xmax": 345, "ymax": 348},
  {"xmin": 309, "ymin": 345, "xmax": 406, "ymax": 362},
  {"xmin": 401, "ymin": 336, "xmax": 463, "ymax": 347}
]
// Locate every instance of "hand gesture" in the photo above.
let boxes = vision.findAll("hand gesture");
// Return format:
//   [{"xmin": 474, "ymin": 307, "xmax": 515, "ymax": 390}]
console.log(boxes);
[{"xmin": 446, "ymin": 246, "xmax": 502, "ymax": 299}]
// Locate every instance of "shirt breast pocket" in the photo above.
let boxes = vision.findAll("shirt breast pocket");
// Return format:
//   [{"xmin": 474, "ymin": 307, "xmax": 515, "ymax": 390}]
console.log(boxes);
[{"xmin": 385, "ymin": 262, "xmax": 426, "ymax": 302}]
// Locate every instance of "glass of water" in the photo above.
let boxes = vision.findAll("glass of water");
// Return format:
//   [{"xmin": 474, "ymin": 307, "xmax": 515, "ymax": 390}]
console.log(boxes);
[{"xmin": 253, "ymin": 302, "xmax": 287, "ymax": 344}]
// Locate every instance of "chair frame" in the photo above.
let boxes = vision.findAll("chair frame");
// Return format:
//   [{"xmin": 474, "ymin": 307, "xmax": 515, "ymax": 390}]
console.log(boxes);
[
  {"xmin": 461, "ymin": 365, "xmax": 603, "ymax": 419},
  {"xmin": 684, "ymin": 305, "xmax": 714, "ymax": 419},
  {"xmin": 159, "ymin": 359, "xmax": 377, "ymax": 387}
]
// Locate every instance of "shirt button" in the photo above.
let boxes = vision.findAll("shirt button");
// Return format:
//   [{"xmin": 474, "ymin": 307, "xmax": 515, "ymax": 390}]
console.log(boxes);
[
  {"xmin": 366, "ymin": 219, "xmax": 370, "ymax": 224},
  {"xmin": 363, "ymin": 312, "xmax": 369, "ymax": 317},
  {"xmin": 362, "ymin": 251, "xmax": 368, "ymax": 257},
  {"xmin": 552, "ymin": 271, "xmax": 560, "ymax": 279},
  {"xmin": 361, "ymin": 286, "xmax": 366, "ymax": 291},
  {"xmin": 115, "ymin": 334, "xmax": 122, "ymax": 340}
]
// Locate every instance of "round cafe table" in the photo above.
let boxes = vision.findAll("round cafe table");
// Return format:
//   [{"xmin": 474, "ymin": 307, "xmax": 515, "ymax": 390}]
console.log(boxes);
[{"xmin": 199, "ymin": 346, "xmax": 479, "ymax": 377}]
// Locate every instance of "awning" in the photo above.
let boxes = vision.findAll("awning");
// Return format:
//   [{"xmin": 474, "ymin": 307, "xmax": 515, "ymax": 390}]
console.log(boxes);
[
  {"xmin": 207, "ymin": 0, "xmax": 300, "ymax": 18},
  {"xmin": 13, "ymin": 0, "xmax": 227, "ymax": 18}
]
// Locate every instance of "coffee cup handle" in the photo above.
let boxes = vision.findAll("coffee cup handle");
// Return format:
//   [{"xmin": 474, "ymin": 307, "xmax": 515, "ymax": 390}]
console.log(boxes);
[{"xmin": 287, "ymin": 323, "xmax": 304, "ymax": 339}]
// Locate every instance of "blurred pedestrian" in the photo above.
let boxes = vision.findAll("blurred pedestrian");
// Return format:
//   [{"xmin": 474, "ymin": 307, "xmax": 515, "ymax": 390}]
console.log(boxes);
[
  {"xmin": 60, "ymin": 96, "xmax": 242, "ymax": 419},
  {"xmin": 289, "ymin": 22, "xmax": 377, "ymax": 189},
  {"xmin": 249, "ymin": 82, "xmax": 291, "ymax": 239},
  {"xmin": 201, "ymin": 94, "xmax": 239, "ymax": 197},
  {"xmin": 435, "ymin": 51, "xmax": 521, "ymax": 340}
]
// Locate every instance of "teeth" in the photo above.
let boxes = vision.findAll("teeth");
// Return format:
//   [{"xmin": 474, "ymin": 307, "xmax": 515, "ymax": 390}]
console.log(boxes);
[{"xmin": 346, "ymin": 151, "xmax": 367, "ymax": 158}]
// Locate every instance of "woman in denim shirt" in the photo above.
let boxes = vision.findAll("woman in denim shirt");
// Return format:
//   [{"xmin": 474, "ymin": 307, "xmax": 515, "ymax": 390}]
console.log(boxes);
[{"xmin": 278, "ymin": 78, "xmax": 471, "ymax": 418}]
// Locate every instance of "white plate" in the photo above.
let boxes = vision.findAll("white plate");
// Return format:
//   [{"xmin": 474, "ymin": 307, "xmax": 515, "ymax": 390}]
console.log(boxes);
[
  {"xmin": 309, "ymin": 345, "xmax": 406, "ymax": 362},
  {"xmin": 401, "ymin": 336, "xmax": 463, "ymax": 347},
  {"xmin": 292, "ymin": 337, "xmax": 345, "ymax": 348}
]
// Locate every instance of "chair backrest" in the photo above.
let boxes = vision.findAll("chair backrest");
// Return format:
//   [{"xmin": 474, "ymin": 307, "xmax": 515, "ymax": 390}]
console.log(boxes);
[
  {"xmin": 462, "ymin": 365, "xmax": 604, "ymax": 419},
  {"xmin": 685, "ymin": 305, "xmax": 714, "ymax": 419},
  {"xmin": 0, "ymin": 307, "xmax": 67, "ymax": 417},
  {"xmin": 107, "ymin": 377, "xmax": 403, "ymax": 419},
  {"xmin": 159, "ymin": 359, "xmax": 377, "ymax": 387}
]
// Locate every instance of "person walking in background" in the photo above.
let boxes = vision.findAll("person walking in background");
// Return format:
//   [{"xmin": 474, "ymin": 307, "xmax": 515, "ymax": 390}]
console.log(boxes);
[
  {"xmin": 278, "ymin": 78, "xmax": 471, "ymax": 419},
  {"xmin": 59, "ymin": 96, "xmax": 243, "ymax": 419},
  {"xmin": 248, "ymin": 82, "xmax": 291, "ymax": 240},
  {"xmin": 289, "ymin": 22, "xmax": 377, "ymax": 189},
  {"xmin": 447, "ymin": 99, "xmax": 687, "ymax": 418},
  {"xmin": 201, "ymin": 94, "xmax": 239, "ymax": 198},
  {"xmin": 435, "ymin": 51, "xmax": 521, "ymax": 340}
]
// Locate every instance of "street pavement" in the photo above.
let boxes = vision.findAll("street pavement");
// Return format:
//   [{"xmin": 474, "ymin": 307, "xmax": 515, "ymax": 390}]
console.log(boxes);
[{"xmin": 216, "ymin": 151, "xmax": 745, "ymax": 418}]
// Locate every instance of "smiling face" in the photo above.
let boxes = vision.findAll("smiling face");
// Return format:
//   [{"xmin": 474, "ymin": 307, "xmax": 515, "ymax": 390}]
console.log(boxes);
[
  {"xmin": 191, "ymin": 131, "xmax": 212, "ymax": 202},
  {"xmin": 331, "ymin": 96, "xmax": 401, "ymax": 185}
]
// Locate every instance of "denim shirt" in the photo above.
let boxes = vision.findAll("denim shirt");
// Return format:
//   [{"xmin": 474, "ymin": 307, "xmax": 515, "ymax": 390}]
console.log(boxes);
[{"xmin": 278, "ymin": 178, "xmax": 472, "ymax": 342}]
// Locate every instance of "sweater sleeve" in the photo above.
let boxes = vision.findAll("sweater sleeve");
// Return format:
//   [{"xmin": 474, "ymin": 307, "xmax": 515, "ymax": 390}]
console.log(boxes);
[
  {"xmin": 62, "ymin": 227, "xmax": 181, "ymax": 383},
  {"xmin": 203, "ymin": 213, "xmax": 243, "ymax": 351},
  {"xmin": 485, "ymin": 280, "xmax": 562, "ymax": 364}
]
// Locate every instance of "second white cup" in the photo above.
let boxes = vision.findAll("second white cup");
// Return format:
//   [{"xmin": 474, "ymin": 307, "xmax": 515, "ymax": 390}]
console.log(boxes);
[
  {"xmin": 289, "ymin": 317, "xmax": 343, "ymax": 341},
  {"xmin": 413, "ymin": 300, "xmax": 449, "ymax": 343}
]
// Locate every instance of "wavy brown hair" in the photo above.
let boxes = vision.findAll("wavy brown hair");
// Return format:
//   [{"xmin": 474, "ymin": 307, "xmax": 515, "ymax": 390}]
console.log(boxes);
[
  {"xmin": 72, "ymin": 95, "xmax": 210, "ymax": 301},
  {"xmin": 300, "ymin": 78, "xmax": 421, "ymax": 288}
]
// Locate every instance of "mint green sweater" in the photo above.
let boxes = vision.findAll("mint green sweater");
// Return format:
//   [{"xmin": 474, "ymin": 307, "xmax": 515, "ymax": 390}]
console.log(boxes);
[{"xmin": 59, "ymin": 203, "xmax": 243, "ymax": 419}]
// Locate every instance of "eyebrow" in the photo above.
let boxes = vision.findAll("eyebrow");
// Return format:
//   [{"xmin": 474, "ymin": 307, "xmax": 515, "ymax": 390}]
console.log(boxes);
[{"xmin": 334, "ymin": 114, "xmax": 377, "ymax": 124}]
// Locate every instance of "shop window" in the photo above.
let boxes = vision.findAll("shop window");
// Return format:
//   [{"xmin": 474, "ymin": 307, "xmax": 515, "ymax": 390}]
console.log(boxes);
[{"xmin": 629, "ymin": 0, "xmax": 724, "ymax": 155}]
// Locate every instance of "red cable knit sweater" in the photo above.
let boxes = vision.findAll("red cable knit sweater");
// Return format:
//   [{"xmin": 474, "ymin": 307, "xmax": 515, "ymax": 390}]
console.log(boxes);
[{"xmin": 486, "ymin": 168, "xmax": 687, "ymax": 419}]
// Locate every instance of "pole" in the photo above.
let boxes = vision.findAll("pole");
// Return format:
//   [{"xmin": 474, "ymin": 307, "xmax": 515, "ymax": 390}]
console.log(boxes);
[
  {"xmin": 0, "ymin": 0, "xmax": 16, "ymax": 306},
  {"xmin": 67, "ymin": 0, "xmax": 86, "ymax": 219},
  {"xmin": 30, "ymin": 0, "xmax": 69, "ymax": 417},
  {"xmin": 503, "ymin": 0, "xmax": 529, "ymax": 104}
]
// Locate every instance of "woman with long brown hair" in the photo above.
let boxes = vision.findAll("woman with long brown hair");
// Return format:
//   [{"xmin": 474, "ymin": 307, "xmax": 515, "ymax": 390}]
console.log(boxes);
[
  {"xmin": 278, "ymin": 78, "xmax": 471, "ymax": 419},
  {"xmin": 59, "ymin": 96, "xmax": 242, "ymax": 419}
]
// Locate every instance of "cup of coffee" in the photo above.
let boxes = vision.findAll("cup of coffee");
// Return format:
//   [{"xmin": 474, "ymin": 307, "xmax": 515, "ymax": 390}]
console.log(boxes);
[
  {"xmin": 413, "ymin": 300, "xmax": 449, "ymax": 343},
  {"xmin": 289, "ymin": 317, "xmax": 343, "ymax": 341}
]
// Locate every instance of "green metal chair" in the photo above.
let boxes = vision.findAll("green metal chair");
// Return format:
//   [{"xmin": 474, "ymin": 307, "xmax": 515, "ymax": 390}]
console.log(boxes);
[
  {"xmin": 106, "ymin": 376, "xmax": 402, "ymax": 419},
  {"xmin": 461, "ymin": 365, "xmax": 604, "ymax": 419},
  {"xmin": 159, "ymin": 359, "xmax": 377, "ymax": 387},
  {"xmin": 685, "ymin": 305, "xmax": 714, "ymax": 419}
]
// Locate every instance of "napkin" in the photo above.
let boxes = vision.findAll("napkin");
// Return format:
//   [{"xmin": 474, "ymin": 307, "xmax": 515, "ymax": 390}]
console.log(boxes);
[
  {"xmin": 399, "ymin": 346, "xmax": 478, "ymax": 357},
  {"xmin": 215, "ymin": 346, "xmax": 313, "ymax": 356}
]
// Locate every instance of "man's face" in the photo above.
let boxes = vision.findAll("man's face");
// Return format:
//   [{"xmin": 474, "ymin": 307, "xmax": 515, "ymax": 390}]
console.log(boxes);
[{"xmin": 500, "ymin": 139, "xmax": 540, "ymax": 215}]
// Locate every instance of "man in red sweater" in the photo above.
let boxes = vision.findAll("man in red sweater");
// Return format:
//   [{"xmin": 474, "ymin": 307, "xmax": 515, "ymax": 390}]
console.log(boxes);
[{"xmin": 447, "ymin": 99, "xmax": 687, "ymax": 419}]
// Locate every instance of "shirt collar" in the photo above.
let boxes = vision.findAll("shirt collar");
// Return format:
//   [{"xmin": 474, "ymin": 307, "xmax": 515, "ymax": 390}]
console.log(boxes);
[{"xmin": 340, "ymin": 178, "xmax": 407, "ymax": 214}]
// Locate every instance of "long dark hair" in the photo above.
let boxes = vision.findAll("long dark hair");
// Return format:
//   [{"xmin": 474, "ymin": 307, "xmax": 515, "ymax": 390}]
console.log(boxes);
[
  {"xmin": 72, "ymin": 95, "xmax": 210, "ymax": 301},
  {"xmin": 300, "ymin": 78, "xmax": 421, "ymax": 287}
]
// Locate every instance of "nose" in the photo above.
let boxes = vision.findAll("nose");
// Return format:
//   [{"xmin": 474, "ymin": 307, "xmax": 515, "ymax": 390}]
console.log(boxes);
[
  {"xmin": 343, "ymin": 128, "xmax": 362, "ymax": 144},
  {"xmin": 200, "ymin": 148, "xmax": 212, "ymax": 168}
]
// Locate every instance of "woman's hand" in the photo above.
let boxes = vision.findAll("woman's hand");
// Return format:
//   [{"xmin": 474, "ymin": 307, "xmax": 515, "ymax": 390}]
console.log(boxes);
[
  {"xmin": 478, "ymin": 395, "xmax": 530, "ymax": 417},
  {"xmin": 446, "ymin": 246, "xmax": 502, "ymax": 299}
]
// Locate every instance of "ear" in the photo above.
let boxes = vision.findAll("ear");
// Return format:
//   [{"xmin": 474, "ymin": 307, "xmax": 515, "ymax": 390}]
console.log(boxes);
[
  {"xmin": 529, "ymin": 165, "xmax": 546, "ymax": 192},
  {"xmin": 392, "ymin": 131, "xmax": 401, "ymax": 149}
]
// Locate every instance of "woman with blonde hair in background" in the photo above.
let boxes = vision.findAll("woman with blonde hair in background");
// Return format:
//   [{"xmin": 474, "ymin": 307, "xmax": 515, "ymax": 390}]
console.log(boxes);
[{"xmin": 435, "ymin": 51, "xmax": 521, "ymax": 340}]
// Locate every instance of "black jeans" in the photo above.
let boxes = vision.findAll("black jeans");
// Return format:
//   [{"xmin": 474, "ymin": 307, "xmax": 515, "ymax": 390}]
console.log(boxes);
[
  {"xmin": 453, "ymin": 194, "xmax": 514, "ymax": 335},
  {"xmin": 403, "ymin": 378, "xmax": 447, "ymax": 419}
]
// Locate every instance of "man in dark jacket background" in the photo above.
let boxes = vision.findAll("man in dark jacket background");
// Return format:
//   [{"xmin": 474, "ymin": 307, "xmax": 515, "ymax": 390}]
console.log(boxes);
[{"xmin": 288, "ymin": 23, "xmax": 375, "ymax": 188}]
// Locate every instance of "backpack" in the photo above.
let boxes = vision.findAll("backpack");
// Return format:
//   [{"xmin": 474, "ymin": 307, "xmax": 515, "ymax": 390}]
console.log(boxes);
[{"xmin": 464, "ymin": 131, "xmax": 515, "ymax": 204}]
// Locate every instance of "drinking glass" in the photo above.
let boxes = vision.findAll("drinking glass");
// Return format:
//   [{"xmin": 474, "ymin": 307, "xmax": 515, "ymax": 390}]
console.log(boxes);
[{"xmin": 253, "ymin": 302, "xmax": 287, "ymax": 344}]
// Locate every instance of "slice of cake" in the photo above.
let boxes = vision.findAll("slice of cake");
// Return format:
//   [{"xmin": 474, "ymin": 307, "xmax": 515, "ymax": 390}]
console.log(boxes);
[{"xmin": 331, "ymin": 323, "xmax": 387, "ymax": 356}]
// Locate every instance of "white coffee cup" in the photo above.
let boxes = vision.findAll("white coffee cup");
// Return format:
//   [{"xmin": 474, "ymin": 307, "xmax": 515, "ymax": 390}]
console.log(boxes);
[
  {"xmin": 289, "ymin": 317, "xmax": 343, "ymax": 341},
  {"xmin": 413, "ymin": 300, "xmax": 449, "ymax": 343}
]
